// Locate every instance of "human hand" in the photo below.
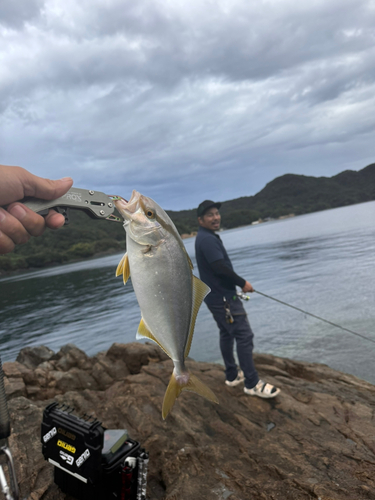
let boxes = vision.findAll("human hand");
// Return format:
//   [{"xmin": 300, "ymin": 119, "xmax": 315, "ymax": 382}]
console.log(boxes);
[
  {"xmin": 242, "ymin": 281, "xmax": 254, "ymax": 293},
  {"xmin": 0, "ymin": 164, "xmax": 73, "ymax": 254}
]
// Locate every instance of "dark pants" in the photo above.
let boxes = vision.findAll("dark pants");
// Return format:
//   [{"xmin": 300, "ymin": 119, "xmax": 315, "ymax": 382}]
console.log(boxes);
[{"xmin": 207, "ymin": 298, "xmax": 259, "ymax": 389}]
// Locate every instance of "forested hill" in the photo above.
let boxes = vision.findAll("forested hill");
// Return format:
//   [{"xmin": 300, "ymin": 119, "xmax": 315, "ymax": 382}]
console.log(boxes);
[
  {"xmin": 0, "ymin": 163, "xmax": 374, "ymax": 273},
  {"xmin": 169, "ymin": 163, "xmax": 375, "ymax": 234}
]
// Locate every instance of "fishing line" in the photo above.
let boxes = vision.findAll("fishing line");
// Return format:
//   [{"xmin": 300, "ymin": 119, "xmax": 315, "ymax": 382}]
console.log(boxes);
[{"xmin": 250, "ymin": 289, "xmax": 375, "ymax": 345}]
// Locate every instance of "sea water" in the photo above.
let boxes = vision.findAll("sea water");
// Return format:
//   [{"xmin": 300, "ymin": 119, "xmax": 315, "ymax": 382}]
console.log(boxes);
[{"xmin": 0, "ymin": 201, "xmax": 374, "ymax": 382}]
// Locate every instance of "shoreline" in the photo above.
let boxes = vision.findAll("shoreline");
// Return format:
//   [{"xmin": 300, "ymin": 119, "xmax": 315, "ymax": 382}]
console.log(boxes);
[{"xmin": 0, "ymin": 247, "xmax": 122, "ymax": 278}]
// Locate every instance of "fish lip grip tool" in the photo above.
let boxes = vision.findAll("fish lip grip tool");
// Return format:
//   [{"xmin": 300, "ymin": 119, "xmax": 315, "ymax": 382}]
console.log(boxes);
[
  {"xmin": 16, "ymin": 188, "xmax": 125, "ymax": 225},
  {"xmin": 0, "ymin": 357, "xmax": 19, "ymax": 500}
]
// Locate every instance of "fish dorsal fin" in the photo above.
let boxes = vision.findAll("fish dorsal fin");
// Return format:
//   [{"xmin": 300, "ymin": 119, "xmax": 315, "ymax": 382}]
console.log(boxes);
[
  {"xmin": 115, "ymin": 252, "xmax": 130, "ymax": 284},
  {"xmin": 136, "ymin": 318, "xmax": 172, "ymax": 358},
  {"xmin": 184, "ymin": 275, "xmax": 211, "ymax": 359}
]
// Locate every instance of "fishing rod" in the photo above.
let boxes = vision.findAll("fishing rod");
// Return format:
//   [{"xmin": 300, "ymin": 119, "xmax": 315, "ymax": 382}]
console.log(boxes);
[{"xmin": 237, "ymin": 290, "xmax": 375, "ymax": 345}]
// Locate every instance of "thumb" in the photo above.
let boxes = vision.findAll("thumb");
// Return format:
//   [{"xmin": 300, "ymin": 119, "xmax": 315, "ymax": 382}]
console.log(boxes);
[{"xmin": 23, "ymin": 173, "xmax": 73, "ymax": 201}]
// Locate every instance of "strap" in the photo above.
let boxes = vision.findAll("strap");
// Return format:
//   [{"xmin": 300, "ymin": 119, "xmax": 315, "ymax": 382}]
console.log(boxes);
[
  {"xmin": 121, "ymin": 465, "xmax": 133, "ymax": 500},
  {"xmin": 260, "ymin": 382, "xmax": 276, "ymax": 395}
]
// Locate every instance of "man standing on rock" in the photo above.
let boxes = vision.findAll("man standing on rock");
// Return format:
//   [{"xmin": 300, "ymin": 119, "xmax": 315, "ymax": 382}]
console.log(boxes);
[{"xmin": 195, "ymin": 200, "xmax": 280, "ymax": 398}]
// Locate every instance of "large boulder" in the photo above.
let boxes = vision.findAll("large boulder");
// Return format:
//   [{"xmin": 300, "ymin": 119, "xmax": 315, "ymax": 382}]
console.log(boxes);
[
  {"xmin": 16, "ymin": 345, "xmax": 55, "ymax": 369},
  {"xmin": 4, "ymin": 343, "xmax": 375, "ymax": 499}
]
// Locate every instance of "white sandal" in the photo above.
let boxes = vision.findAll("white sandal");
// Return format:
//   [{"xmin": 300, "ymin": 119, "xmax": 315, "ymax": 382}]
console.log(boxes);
[
  {"xmin": 244, "ymin": 379, "xmax": 280, "ymax": 398},
  {"xmin": 225, "ymin": 370, "xmax": 245, "ymax": 387}
]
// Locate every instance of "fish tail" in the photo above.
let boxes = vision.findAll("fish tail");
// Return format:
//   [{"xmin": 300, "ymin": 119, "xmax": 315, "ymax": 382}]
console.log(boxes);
[{"xmin": 162, "ymin": 371, "xmax": 219, "ymax": 420}]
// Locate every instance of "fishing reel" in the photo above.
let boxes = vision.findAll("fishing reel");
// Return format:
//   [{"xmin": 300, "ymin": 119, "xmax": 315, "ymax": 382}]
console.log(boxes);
[
  {"xmin": 223, "ymin": 292, "xmax": 251, "ymax": 324},
  {"xmin": 236, "ymin": 291, "xmax": 250, "ymax": 301}
]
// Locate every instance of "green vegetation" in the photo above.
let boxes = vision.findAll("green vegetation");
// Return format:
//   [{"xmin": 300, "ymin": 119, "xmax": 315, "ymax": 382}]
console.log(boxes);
[
  {"xmin": 1, "ymin": 163, "xmax": 374, "ymax": 273},
  {"xmin": 170, "ymin": 163, "xmax": 375, "ymax": 234},
  {"xmin": 0, "ymin": 210, "xmax": 125, "ymax": 273}
]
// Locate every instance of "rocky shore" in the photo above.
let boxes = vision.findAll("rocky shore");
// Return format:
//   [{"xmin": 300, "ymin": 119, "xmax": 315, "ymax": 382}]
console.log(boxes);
[{"xmin": 3, "ymin": 342, "xmax": 375, "ymax": 499}]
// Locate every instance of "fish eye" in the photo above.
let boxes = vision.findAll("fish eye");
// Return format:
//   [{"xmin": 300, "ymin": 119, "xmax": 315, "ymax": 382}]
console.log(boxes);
[{"xmin": 145, "ymin": 208, "xmax": 155, "ymax": 219}]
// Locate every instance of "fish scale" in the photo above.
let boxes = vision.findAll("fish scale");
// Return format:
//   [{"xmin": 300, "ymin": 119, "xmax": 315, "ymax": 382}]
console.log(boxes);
[{"xmin": 128, "ymin": 234, "xmax": 191, "ymax": 360}]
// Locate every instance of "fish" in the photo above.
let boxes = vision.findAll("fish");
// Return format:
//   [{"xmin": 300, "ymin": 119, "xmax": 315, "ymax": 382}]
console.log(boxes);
[{"xmin": 115, "ymin": 190, "xmax": 219, "ymax": 419}]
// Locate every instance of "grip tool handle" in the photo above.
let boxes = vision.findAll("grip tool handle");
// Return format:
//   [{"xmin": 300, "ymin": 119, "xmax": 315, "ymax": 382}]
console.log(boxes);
[{"xmin": 10, "ymin": 188, "xmax": 123, "ymax": 225}]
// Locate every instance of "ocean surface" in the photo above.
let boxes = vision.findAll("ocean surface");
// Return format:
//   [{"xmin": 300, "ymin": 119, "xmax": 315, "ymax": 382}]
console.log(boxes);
[{"xmin": 0, "ymin": 201, "xmax": 374, "ymax": 383}]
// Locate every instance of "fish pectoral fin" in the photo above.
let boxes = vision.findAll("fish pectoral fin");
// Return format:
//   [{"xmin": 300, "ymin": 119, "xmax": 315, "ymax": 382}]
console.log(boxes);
[
  {"xmin": 115, "ymin": 252, "xmax": 130, "ymax": 284},
  {"xmin": 162, "ymin": 372, "xmax": 219, "ymax": 420},
  {"xmin": 184, "ymin": 276, "xmax": 211, "ymax": 359},
  {"xmin": 136, "ymin": 318, "xmax": 172, "ymax": 358}
]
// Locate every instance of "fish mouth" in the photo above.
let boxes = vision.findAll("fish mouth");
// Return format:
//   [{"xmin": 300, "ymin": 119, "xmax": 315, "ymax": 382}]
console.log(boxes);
[{"xmin": 114, "ymin": 190, "xmax": 141, "ymax": 221}]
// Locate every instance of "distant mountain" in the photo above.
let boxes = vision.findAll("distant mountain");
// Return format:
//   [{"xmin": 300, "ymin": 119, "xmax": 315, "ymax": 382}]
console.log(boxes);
[
  {"xmin": 169, "ymin": 163, "xmax": 375, "ymax": 233},
  {"xmin": 1, "ymin": 164, "xmax": 374, "ymax": 272}
]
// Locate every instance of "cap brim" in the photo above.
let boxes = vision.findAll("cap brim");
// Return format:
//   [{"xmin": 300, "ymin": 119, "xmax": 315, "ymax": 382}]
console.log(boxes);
[{"xmin": 198, "ymin": 202, "xmax": 221, "ymax": 216}]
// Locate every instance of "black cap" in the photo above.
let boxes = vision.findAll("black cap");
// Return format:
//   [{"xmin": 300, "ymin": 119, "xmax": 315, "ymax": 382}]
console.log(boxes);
[{"xmin": 197, "ymin": 200, "xmax": 221, "ymax": 217}]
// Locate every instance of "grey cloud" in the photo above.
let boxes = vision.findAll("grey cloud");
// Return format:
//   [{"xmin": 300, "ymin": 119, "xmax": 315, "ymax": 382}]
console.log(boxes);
[
  {"xmin": 1, "ymin": 0, "xmax": 374, "ymax": 209},
  {"xmin": 3, "ymin": 0, "xmax": 375, "ymax": 97},
  {"xmin": 0, "ymin": 0, "xmax": 43, "ymax": 28}
]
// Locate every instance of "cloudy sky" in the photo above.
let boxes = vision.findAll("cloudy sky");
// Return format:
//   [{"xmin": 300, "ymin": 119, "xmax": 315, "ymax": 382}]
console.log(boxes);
[{"xmin": 1, "ymin": 0, "xmax": 374, "ymax": 210}]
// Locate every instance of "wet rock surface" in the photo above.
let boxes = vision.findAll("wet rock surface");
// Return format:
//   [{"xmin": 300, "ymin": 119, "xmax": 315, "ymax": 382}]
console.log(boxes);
[{"xmin": 3, "ymin": 343, "xmax": 375, "ymax": 499}]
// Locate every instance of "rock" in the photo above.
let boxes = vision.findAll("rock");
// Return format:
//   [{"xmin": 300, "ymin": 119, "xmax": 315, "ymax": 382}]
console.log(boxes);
[
  {"xmin": 91, "ymin": 361, "xmax": 115, "ymax": 389},
  {"xmin": 34, "ymin": 366, "xmax": 51, "ymax": 388},
  {"xmin": 4, "ymin": 377, "xmax": 26, "ymax": 398},
  {"xmin": 106, "ymin": 342, "xmax": 168, "ymax": 374},
  {"xmin": 16, "ymin": 345, "xmax": 55, "ymax": 369},
  {"xmin": 21, "ymin": 368, "xmax": 38, "ymax": 387},
  {"xmin": 26, "ymin": 385, "xmax": 41, "ymax": 398},
  {"xmin": 93, "ymin": 352, "xmax": 130, "ymax": 381},
  {"xmin": 3, "ymin": 343, "xmax": 375, "ymax": 499},
  {"xmin": 53, "ymin": 344, "xmax": 92, "ymax": 371},
  {"xmin": 2, "ymin": 361, "xmax": 30, "ymax": 378},
  {"xmin": 54, "ymin": 367, "xmax": 98, "ymax": 392}
]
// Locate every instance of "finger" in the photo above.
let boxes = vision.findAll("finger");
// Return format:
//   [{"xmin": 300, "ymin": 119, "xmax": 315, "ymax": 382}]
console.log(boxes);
[
  {"xmin": 0, "ymin": 207, "xmax": 31, "ymax": 246},
  {"xmin": 44, "ymin": 209, "xmax": 66, "ymax": 229},
  {"xmin": 23, "ymin": 172, "xmax": 73, "ymax": 201},
  {"xmin": 6, "ymin": 203, "xmax": 46, "ymax": 237},
  {"xmin": 0, "ymin": 230, "xmax": 16, "ymax": 254},
  {"xmin": 0, "ymin": 166, "xmax": 73, "ymax": 206}
]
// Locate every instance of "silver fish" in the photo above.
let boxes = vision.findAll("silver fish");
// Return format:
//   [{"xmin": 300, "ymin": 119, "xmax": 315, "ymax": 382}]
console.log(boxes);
[{"xmin": 115, "ymin": 190, "xmax": 218, "ymax": 419}]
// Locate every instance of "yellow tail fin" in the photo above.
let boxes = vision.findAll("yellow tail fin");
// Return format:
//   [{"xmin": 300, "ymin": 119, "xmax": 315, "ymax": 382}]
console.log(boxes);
[{"xmin": 162, "ymin": 371, "xmax": 219, "ymax": 420}]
